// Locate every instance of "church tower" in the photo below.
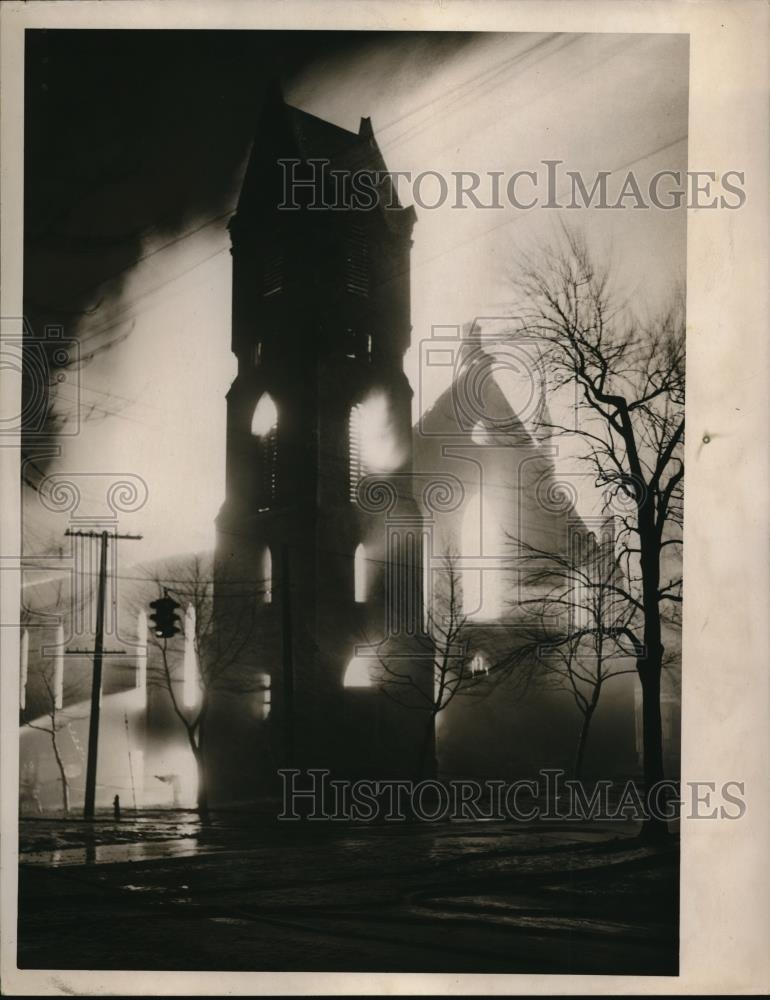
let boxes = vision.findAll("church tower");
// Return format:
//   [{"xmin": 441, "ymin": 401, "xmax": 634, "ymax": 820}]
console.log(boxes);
[{"xmin": 207, "ymin": 92, "xmax": 431, "ymax": 806}]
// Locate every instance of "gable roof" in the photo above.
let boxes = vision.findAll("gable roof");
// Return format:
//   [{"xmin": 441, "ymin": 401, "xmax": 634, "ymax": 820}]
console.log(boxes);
[
  {"xmin": 232, "ymin": 87, "xmax": 413, "ymax": 231},
  {"xmin": 282, "ymin": 104, "xmax": 362, "ymax": 162},
  {"xmin": 417, "ymin": 332, "xmax": 544, "ymax": 445}
]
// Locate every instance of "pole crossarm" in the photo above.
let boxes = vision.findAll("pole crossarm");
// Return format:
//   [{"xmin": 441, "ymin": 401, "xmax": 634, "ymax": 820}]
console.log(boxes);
[
  {"xmin": 65, "ymin": 529, "xmax": 143, "ymax": 540},
  {"xmin": 65, "ymin": 648, "xmax": 126, "ymax": 656}
]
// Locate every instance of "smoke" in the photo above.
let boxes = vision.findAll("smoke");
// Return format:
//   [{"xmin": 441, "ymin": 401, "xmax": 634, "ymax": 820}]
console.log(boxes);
[{"xmin": 21, "ymin": 29, "xmax": 688, "ymax": 564}]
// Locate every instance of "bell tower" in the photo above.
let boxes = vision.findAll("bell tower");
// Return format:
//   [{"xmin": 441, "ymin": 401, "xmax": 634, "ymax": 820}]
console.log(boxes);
[{"xmin": 208, "ymin": 91, "xmax": 431, "ymax": 806}]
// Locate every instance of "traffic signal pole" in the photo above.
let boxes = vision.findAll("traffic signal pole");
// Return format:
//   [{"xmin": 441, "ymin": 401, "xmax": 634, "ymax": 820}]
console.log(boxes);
[{"xmin": 65, "ymin": 529, "xmax": 142, "ymax": 820}]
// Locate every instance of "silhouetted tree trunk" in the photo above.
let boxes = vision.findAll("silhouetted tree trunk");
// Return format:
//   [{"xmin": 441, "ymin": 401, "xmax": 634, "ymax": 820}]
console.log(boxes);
[
  {"xmin": 416, "ymin": 713, "xmax": 438, "ymax": 780},
  {"xmin": 509, "ymin": 226, "xmax": 684, "ymax": 838},
  {"xmin": 49, "ymin": 728, "xmax": 70, "ymax": 816},
  {"xmin": 639, "ymin": 657, "xmax": 666, "ymax": 839},
  {"xmin": 192, "ymin": 748, "xmax": 209, "ymax": 817},
  {"xmin": 377, "ymin": 553, "xmax": 495, "ymax": 782},
  {"xmin": 634, "ymin": 468, "xmax": 669, "ymax": 838},
  {"xmin": 574, "ymin": 688, "xmax": 600, "ymax": 782},
  {"xmin": 23, "ymin": 667, "xmax": 73, "ymax": 818},
  {"xmin": 193, "ymin": 698, "xmax": 210, "ymax": 818}
]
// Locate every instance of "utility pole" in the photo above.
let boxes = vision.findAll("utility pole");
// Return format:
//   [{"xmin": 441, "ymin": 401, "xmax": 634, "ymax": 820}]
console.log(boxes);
[
  {"xmin": 65, "ymin": 529, "xmax": 142, "ymax": 820},
  {"xmin": 280, "ymin": 543, "xmax": 295, "ymax": 767}
]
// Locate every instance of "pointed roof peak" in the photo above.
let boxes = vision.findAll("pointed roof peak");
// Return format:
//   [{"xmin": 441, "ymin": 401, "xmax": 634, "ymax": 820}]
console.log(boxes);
[{"xmin": 233, "ymin": 91, "xmax": 414, "ymax": 226}]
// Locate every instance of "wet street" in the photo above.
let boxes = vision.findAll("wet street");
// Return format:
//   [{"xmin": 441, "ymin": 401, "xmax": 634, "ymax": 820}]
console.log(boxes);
[{"xmin": 18, "ymin": 813, "xmax": 678, "ymax": 974}]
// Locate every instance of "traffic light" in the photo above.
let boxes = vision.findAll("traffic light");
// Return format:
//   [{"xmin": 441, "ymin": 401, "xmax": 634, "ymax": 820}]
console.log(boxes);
[{"xmin": 149, "ymin": 595, "xmax": 182, "ymax": 639}]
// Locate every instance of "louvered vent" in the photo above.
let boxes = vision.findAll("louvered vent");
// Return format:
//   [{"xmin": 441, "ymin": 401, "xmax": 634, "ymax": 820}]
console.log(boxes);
[
  {"xmin": 257, "ymin": 428, "xmax": 278, "ymax": 509},
  {"xmin": 262, "ymin": 253, "xmax": 284, "ymax": 297},
  {"xmin": 344, "ymin": 223, "xmax": 369, "ymax": 297},
  {"xmin": 349, "ymin": 404, "xmax": 364, "ymax": 501}
]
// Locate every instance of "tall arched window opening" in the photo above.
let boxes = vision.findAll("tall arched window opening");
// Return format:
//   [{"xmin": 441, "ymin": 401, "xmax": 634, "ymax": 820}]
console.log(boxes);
[
  {"xmin": 251, "ymin": 394, "xmax": 278, "ymax": 509},
  {"xmin": 349, "ymin": 392, "xmax": 401, "ymax": 502},
  {"xmin": 182, "ymin": 604, "xmax": 199, "ymax": 710},
  {"xmin": 354, "ymin": 543, "xmax": 367, "ymax": 603},
  {"xmin": 461, "ymin": 493, "xmax": 502, "ymax": 620},
  {"xmin": 470, "ymin": 652, "xmax": 489, "ymax": 675},
  {"xmin": 343, "ymin": 655, "xmax": 373, "ymax": 688},
  {"xmin": 19, "ymin": 628, "xmax": 28, "ymax": 710},
  {"xmin": 261, "ymin": 546, "xmax": 273, "ymax": 604},
  {"xmin": 422, "ymin": 533, "xmax": 431, "ymax": 631},
  {"xmin": 255, "ymin": 673, "xmax": 271, "ymax": 720},
  {"xmin": 471, "ymin": 419, "xmax": 488, "ymax": 445},
  {"xmin": 461, "ymin": 495, "xmax": 482, "ymax": 616}
]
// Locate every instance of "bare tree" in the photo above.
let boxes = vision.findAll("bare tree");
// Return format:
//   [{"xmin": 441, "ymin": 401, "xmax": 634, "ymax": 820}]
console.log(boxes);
[
  {"xmin": 372, "ymin": 553, "xmax": 501, "ymax": 778},
  {"xmin": 23, "ymin": 665, "xmax": 73, "ymax": 816},
  {"xmin": 507, "ymin": 226, "xmax": 684, "ymax": 837},
  {"xmin": 143, "ymin": 553, "xmax": 266, "ymax": 816},
  {"xmin": 508, "ymin": 530, "xmax": 639, "ymax": 780},
  {"xmin": 19, "ymin": 573, "xmax": 86, "ymax": 816}
]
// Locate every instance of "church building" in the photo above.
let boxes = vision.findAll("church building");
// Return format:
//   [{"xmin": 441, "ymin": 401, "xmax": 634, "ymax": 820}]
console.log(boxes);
[{"xmin": 207, "ymin": 92, "xmax": 432, "ymax": 806}]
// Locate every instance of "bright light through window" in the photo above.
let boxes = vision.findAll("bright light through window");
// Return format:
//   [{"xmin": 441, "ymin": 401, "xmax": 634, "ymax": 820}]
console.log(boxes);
[
  {"xmin": 182, "ymin": 604, "xmax": 198, "ymax": 709},
  {"xmin": 343, "ymin": 655, "xmax": 373, "ymax": 688},
  {"xmin": 354, "ymin": 543, "xmax": 367, "ymax": 602},
  {"xmin": 251, "ymin": 393, "xmax": 277, "ymax": 437},
  {"xmin": 470, "ymin": 652, "xmax": 489, "ymax": 675},
  {"xmin": 255, "ymin": 672, "xmax": 271, "ymax": 719},
  {"xmin": 262, "ymin": 547, "xmax": 272, "ymax": 604},
  {"xmin": 355, "ymin": 392, "xmax": 401, "ymax": 468},
  {"xmin": 471, "ymin": 420, "xmax": 488, "ymax": 444},
  {"xmin": 461, "ymin": 494, "xmax": 502, "ymax": 619},
  {"xmin": 359, "ymin": 392, "xmax": 400, "ymax": 472}
]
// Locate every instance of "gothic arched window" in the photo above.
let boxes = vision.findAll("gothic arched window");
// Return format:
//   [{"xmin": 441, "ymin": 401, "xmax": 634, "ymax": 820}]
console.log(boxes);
[
  {"xmin": 182, "ymin": 604, "xmax": 199, "ymax": 709},
  {"xmin": 354, "ymin": 543, "xmax": 367, "ymax": 603},
  {"xmin": 460, "ymin": 494, "xmax": 502, "ymax": 620},
  {"xmin": 261, "ymin": 546, "xmax": 273, "ymax": 604},
  {"xmin": 421, "ymin": 533, "xmax": 431, "ymax": 631},
  {"xmin": 348, "ymin": 392, "xmax": 400, "ymax": 502},
  {"xmin": 19, "ymin": 628, "xmax": 28, "ymax": 710},
  {"xmin": 343, "ymin": 655, "xmax": 372, "ymax": 688},
  {"xmin": 470, "ymin": 651, "xmax": 489, "ymax": 675},
  {"xmin": 471, "ymin": 420, "xmax": 488, "ymax": 445},
  {"xmin": 255, "ymin": 673, "xmax": 271, "ymax": 720},
  {"xmin": 251, "ymin": 393, "xmax": 278, "ymax": 508}
]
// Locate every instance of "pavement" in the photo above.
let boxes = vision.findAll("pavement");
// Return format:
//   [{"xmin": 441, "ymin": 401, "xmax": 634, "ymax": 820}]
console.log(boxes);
[{"xmin": 17, "ymin": 812, "xmax": 679, "ymax": 974}]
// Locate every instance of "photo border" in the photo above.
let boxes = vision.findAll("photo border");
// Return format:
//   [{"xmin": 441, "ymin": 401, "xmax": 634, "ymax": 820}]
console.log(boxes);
[{"xmin": 1, "ymin": 1, "xmax": 768, "ymax": 995}]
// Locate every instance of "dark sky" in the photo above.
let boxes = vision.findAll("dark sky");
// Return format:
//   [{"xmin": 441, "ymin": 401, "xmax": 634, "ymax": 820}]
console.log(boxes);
[
  {"xmin": 24, "ymin": 30, "xmax": 348, "ymax": 333},
  {"xmin": 22, "ymin": 30, "xmax": 352, "ymax": 484},
  {"xmin": 20, "ymin": 28, "xmax": 687, "ymax": 513},
  {"xmin": 21, "ymin": 29, "xmax": 475, "ymax": 483}
]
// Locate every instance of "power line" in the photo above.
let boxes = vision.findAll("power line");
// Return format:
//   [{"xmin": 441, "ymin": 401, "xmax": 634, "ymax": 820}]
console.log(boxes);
[
  {"xmin": 385, "ymin": 34, "xmax": 580, "ymax": 153},
  {"xmin": 400, "ymin": 33, "xmax": 639, "ymax": 163},
  {"xmin": 372, "ymin": 35, "xmax": 562, "ymax": 140},
  {"xmin": 26, "ymin": 32, "xmax": 562, "ymax": 326},
  {"xmin": 30, "ymin": 31, "xmax": 680, "ymax": 389},
  {"xmin": 68, "ymin": 120, "xmax": 685, "ymax": 372}
]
